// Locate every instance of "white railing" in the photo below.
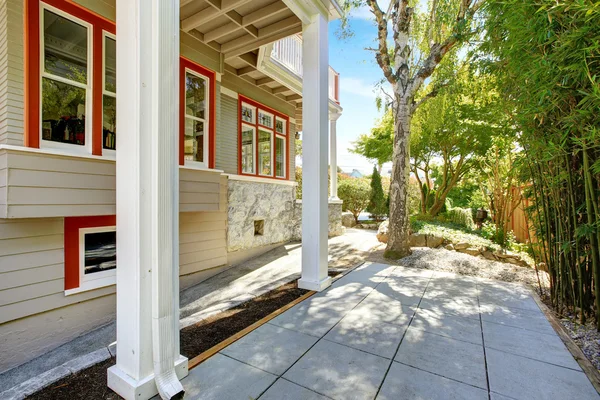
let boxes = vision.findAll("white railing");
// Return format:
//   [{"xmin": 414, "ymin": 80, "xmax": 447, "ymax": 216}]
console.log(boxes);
[{"xmin": 271, "ymin": 35, "xmax": 340, "ymax": 103}]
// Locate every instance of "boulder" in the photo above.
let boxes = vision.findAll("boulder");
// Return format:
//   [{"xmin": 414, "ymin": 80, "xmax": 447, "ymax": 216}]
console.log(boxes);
[
  {"xmin": 409, "ymin": 234, "xmax": 427, "ymax": 247},
  {"xmin": 481, "ymin": 250, "xmax": 496, "ymax": 261},
  {"xmin": 454, "ymin": 242, "xmax": 470, "ymax": 250},
  {"xmin": 427, "ymin": 235, "xmax": 444, "ymax": 248},
  {"xmin": 445, "ymin": 243, "xmax": 455, "ymax": 251},
  {"xmin": 458, "ymin": 247, "xmax": 481, "ymax": 256},
  {"xmin": 341, "ymin": 212, "xmax": 356, "ymax": 228},
  {"xmin": 376, "ymin": 220, "xmax": 389, "ymax": 243}
]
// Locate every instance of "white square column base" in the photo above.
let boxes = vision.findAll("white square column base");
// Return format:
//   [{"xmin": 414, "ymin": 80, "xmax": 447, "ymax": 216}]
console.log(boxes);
[
  {"xmin": 298, "ymin": 276, "xmax": 332, "ymax": 292},
  {"xmin": 107, "ymin": 356, "xmax": 188, "ymax": 400}
]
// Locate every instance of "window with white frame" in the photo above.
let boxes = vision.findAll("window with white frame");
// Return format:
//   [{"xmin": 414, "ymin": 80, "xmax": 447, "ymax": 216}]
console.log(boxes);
[
  {"xmin": 183, "ymin": 69, "xmax": 209, "ymax": 165},
  {"xmin": 79, "ymin": 226, "xmax": 117, "ymax": 288},
  {"xmin": 41, "ymin": 7, "xmax": 91, "ymax": 150},
  {"xmin": 239, "ymin": 97, "xmax": 288, "ymax": 179}
]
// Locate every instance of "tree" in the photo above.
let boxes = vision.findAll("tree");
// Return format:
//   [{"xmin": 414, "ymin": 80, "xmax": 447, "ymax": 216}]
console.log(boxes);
[
  {"xmin": 350, "ymin": 110, "xmax": 394, "ymax": 172},
  {"xmin": 367, "ymin": 166, "xmax": 388, "ymax": 221},
  {"xmin": 344, "ymin": 0, "xmax": 484, "ymax": 259},
  {"xmin": 338, "ymin": 178, "xmax": 371, "ymax": 223}
]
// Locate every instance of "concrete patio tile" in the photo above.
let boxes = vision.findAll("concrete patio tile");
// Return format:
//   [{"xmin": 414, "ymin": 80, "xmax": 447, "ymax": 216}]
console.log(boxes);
[
  {"xmin": 283, "ymin": 339, "xmax": 389, "ymax": 400},
  {"xmin": 482, "ymin": 321, "xmax": 581, "ymax": 370},
  {"xmin": 377, "ymin": 362, "xmax": 488, "ymax": 400},
  {"xmin": 313, "ymin": 281, "xmax": 374, "ymax": 302},
  {"xmin": 412, "ymin": 307, "xmax": 483, "ymax": 345},
  {"xmin": 418, "ymin": 296, "xmax": 481, "ymax": 320},
  {"xmin": 480, "ymin": 303, "xmax": 555, "ymax": 335},
  {"xmin": 388, "ymin": 265, "xmax": 434, "ymax": 279},
  {"xmin": 259, "ymin": 379, "xmax": 330, "ymax": 400},
  {"xmin": 348, "ymin": 291, "xmax": 415, "ymax": 326},
  {"xmin": 269, "ymin": 300, "xmax": 350, "ymax": 338},
  {"xmin": 373, "ymin": 278, "xmax": 428, "ymax": 306},
  {"xmin": 181, "ymin": 353, "xmax": 276, "ymax": 400},
  {"xmin": 395, "ymin": 328, "xmax": 487, "ymax": 389},
  {"xmin": 486, "ymin": 348, "xmax": 599, "ymax": 400},
  {"xmin": 324, "ymin": 312, "xmax": 409, "ymax": 359},
  {"xmin": 220, "ymin": 323, "xmax": 318, "ymax": 375},
  {"xmin": 478, "ymin": 283, "xmax": 540, "ymax": 312},
  {"xmin": 355, "ymin": 262, "xmax": 398, "ymax": 274}
]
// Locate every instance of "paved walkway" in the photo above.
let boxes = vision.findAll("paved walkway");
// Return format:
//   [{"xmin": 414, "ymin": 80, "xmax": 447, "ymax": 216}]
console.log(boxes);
[{"xmin": 177, "ymin": 262, "xmax": 599, "ymax": 400}]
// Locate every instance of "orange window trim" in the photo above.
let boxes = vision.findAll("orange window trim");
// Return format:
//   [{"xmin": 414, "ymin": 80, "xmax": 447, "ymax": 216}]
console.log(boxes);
[
  {"xmin": 25, "ymin": 0, "xmax": 115, "ymax": 154},
  {"xmin": 64, "ymin": 215, "xmax": 116, "ymax": 290},
  {"xmin": 237, "ymin": 95, "xmax": 290, "ymax": 181},
  {"xmin": 179, "ymin": 57, "xmax": 216, "ymax": 168}
]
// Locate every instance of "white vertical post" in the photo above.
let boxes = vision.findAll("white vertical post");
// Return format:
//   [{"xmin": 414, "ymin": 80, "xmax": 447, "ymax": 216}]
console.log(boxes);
[
  {"xmin": 108, "ymin": 1, "xmax": 187, "ymax": 399},
  {"xmin": 329, "ymin": 113, "xmax": 340, "ymax": 200},
  {"xmin": 299, "ymin": 13, "xmax": 331, "ymax": 292}
]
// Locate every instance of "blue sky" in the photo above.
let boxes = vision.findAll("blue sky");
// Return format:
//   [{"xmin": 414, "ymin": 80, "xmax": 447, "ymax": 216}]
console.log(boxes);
[{"xmin": 328, "ymin": 10, "xmax": 393, "ymax": 175}]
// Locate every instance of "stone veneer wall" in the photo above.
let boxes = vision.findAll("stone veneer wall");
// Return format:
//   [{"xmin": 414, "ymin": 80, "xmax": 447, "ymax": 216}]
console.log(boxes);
[
  {"xmin": 227, "ymin": 179, "xmax": 344, "ymax": 252},
  {"xmin": 227, "ymin": 179, "xmax": 297, "ymax": 251}
]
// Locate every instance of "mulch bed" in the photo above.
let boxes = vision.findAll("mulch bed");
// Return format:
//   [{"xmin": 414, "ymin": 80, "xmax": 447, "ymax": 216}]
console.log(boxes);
[{"xmin": 26, "ymin": 277, "xmax": 327, "ymax": 400}]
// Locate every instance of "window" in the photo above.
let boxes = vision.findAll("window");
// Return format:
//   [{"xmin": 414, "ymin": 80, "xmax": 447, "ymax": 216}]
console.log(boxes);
[
  {"xmin": 26, "ymin": 1, "xmax": 116, "ymax": 155},
  {"xmin": 64, "ymin": 215, "xmax": 116, "ymax": 295},
  {"xmin": 238, "ymin": 96, "xmax": 289, "ymax": 180},
  {"xmin": 179, "ymin": 57, "xmax": 216, "ymax": 168}
]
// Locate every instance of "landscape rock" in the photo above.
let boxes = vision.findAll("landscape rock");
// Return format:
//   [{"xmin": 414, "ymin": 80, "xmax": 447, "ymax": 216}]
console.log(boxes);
[
  {"xmin": 426, "ymin": 235, "xmax": 444, "ymax": 248},
  {"xmin": 409, "ymin": 234, "xmax": 427, "ymax": 247},
  {"xmin": 377, "ymin": 220, "xmax": 389, "ymax": 243},
  {"xmin": 458, "ymin": 247, "xmax": 481, "ymax": 256},
  {"xmin": 445, "ymin": 243, "xmax": 455, "ymax": 251},
  {"xmin": 481, "ymin": 250, "xmax": 496, "ymax": 261},
  {"xmin": 341, "ymin": 212, "xmax": 356, "ymax": 228},
  {"xmin": 454, "ymin": 242, "xmax": 470, "ymax": 250}
]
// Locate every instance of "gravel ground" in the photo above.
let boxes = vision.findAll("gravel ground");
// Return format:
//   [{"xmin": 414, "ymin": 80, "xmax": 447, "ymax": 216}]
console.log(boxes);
[{"xmin": 555, "ymin": 312, "xmax": 600, "ymax": 371}]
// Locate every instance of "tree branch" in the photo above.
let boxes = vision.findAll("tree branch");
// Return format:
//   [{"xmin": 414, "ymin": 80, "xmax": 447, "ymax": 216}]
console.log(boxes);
[
  {"xmin": 411, "ymin": 82, "xmax": 448, "ymax": 113},
  {"xmin": 366, "ymin": 0, "xmax": 396, "ymax": 85}
]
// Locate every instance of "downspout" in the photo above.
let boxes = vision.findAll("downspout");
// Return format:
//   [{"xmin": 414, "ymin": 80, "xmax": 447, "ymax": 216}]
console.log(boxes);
[{"xmin": 151, "ymin": 0, "xmax": 184, "ymax": 398}]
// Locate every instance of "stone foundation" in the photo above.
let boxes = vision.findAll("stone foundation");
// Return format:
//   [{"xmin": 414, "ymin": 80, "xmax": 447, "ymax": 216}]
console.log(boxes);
[{"xmin": 292, "ymin": 199, "xmax": 345, "ymax": 240}]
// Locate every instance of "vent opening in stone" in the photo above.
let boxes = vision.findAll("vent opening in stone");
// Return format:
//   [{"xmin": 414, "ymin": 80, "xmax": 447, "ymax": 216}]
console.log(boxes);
[{"xmin": 254, "ymin": 220, "xmax": 264, "ymax": 236}]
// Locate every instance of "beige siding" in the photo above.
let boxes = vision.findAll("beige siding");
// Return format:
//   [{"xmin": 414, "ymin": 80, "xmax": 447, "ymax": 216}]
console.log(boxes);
[
  {"xmin": 216, "ymin": 92, "xmax": 239, "ymax": 174},
  {"xmin": 0, "ymin": 0, "xmax": 25, "ymax": 146},
  {"xmin": 179, "ymin": 168, "xmax": 223, "ymax": 213}
]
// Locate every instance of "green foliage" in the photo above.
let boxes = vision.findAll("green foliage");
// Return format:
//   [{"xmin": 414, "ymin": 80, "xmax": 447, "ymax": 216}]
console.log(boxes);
[
  {"xmin": 367, "ymin": 166, "xmax": 388, "ymax": 221},
  {"xmin": 447, "ymin": 207, "xmax": 475, "ymax": 230},
  {"xmin": 350, "ymin": 110, "xmax": 393, "ymax": 168},
  {"xmin": 338, "ymin": 178, "xmax": 371, "ymax": 223}
]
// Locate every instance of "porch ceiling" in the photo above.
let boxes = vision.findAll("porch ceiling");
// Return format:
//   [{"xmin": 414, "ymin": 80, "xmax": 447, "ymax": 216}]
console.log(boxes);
[{"xmin": 180, "ymin": 0, "xmax": 303, "ymax": 109}]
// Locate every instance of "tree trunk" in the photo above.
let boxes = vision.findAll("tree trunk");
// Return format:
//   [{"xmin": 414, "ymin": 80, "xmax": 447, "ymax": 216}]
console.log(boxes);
[{"xmin": 385, "ymin": 98, "xmax": 412, "ymax": 259}]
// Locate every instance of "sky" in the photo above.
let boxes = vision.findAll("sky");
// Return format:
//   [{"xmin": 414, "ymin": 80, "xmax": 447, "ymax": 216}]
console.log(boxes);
[{"xmin": 327, "ymin": 10, "xmax": 394, "ymax": 176}]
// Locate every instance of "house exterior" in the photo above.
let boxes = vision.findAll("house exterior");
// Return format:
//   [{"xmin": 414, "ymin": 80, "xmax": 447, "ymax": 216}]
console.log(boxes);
[{"xmin": 0, "ymin": 0, "xmax": 343, "ymax": 389}]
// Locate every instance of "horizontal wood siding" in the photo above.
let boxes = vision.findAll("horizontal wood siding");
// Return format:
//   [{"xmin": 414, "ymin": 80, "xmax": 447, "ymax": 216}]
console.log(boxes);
[
  {"xmin": 0, "ymin": 149, "xmax": 224, "ymax": 218},
  {"xmin": 216, "ymin": 91, "xmax": 238, "ymax": 174},
  {"xmin": 0, "ymin": 0, "xmax": 25, "ymax": 146}
]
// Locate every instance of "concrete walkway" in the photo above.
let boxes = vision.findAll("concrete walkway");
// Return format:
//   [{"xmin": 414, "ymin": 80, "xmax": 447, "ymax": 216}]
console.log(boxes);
[{"xmin": 177, "ymin": 262, "xmax": 599, "ymax": 400}]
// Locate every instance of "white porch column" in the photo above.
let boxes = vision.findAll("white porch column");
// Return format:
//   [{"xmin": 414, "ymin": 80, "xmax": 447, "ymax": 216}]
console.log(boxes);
[
  {"xmin": 299, "ymin": 13, "xmax": 332, "ymax": 292},
  {"xmin": 108, "ymin": 1, "xmax": 188, "ymax": 399},
  {"xmin": 329, "ymin": 113, "xmax": 341, "ymax": 200}
]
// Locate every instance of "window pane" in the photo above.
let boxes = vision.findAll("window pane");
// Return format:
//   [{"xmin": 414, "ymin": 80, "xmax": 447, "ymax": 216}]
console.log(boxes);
[
  {"xmin": 44, "ymin": 10, "xmax": 87, "ymax": 84},
  {"xmin": 276, "ymin": 118, "xmax": 285, "ymax": 134},
  {"xmin": 84, "ymin": 231, "xmax": 116, "ymax": 275},
  {"xmin": 42, "ymin": 77, "xmax": 86, "ymax": 145},
  {"xmin": 275, "ymin": 137, "xmax": 285, "ymax": 177},
  {"xmin": 258, "ymin": 110, "xmax": 273, "ymax": 128},
  {"xmin": 104, "ymin": 37, "xmax": 116, "ymax": 92},
  {"xmin": 185, "ymin": 73, "xmax": 206, "ymax": 119},
  {"xmin": 258, "ymin": 130, "xmax": 271, "ymax": 176},
  {"xmin": 241, "ymin": 126, "xmax": 254, "ymax": 173},
  {"xmin": 184, "ymin": 118, "xmax": 204, "ymax": 162},
  {"xmin": 103, "ymin": 95, "xmax": 116, "ymax": 150},
  {"xmin": 241, "ymin": 104, "xmax": 254, "ymax": 124}
]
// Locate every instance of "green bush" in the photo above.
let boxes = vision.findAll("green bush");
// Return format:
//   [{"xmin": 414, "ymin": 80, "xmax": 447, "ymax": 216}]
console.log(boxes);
[
  {"xmin": 447, "ymin": 207, "xmax": 475, "ymax": 229},
  {"xmin": 338, "ymin": 178, "xmax": 371, "ymax": 223},
  {"xmin": 367, "ymin": 166, "xmax": 388, "ymax": 221}
]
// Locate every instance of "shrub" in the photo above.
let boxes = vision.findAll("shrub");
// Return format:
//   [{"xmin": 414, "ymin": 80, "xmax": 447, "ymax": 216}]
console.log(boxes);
[
  {"xmin": 367, "ymin": 166, "xmax": 388, "ymax": 221},
  {"xmin": 447, "ymin": 206, "xmax": 475, "ymax": 229},
  {"xmin": 338, "ymin": 178, "xmax": 371, "ymax": 223}
]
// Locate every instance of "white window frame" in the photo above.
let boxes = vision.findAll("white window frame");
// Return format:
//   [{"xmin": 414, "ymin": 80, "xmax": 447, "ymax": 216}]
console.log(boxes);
[
  {"xmin": 258, "ymin": 109, "xmax": 274, "ymax": 129},
  {"xmin": 257, "ymin": 128, "xmax": 274, "ymax": 177},
  {"xmin": 101, "ymin": 31, "xmax": 116, "ymax": 158},
  {"xmin": 183, "ymin": 67, "xmax": 210, "ymax": 168},
  {"xmin": 241, "ymin": 123, "xmax": 256, "ymax": 174},
  {"xmin": 241, "ymin": 102, "xmax": 256, "ymax": 125},
  {"xmin": 65, "ymin": 225, "xmax": 116, "ymax": 296},
  {"xmin": 39, "ymin": 3, "xmax": 93, "ymax": 155},
  {"xmin": 275, "ymin": 134, "xmax": 286, "ymax": 178},
  {"xmin": 275, "ymin": 116, "xmax": 286, "ymax": 135}
]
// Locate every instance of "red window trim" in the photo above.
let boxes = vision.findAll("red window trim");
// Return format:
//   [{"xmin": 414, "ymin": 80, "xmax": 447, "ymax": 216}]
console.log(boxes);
[
  {"xmin": 25, "ymin": 0, "xmax": 116, "ymax": 155},
  {"xmin": 64, "ymin": 215, "xmax": 116, "ymax": 290},
  {"xmin": 237, "ymin": 95, "xmax": 290, "ymax": 181},
  {"xmin": 179, "ymin": 57, "xmax": 216, "ymax": 168}
]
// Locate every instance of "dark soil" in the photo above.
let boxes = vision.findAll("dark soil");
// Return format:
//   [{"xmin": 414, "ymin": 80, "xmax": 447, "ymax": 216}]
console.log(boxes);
[{"xmin": 26, "ymin": 278, "xmax": 321, "ymax": 400}]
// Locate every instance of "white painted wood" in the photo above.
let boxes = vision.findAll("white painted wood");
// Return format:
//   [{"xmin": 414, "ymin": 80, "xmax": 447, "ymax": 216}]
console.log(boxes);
[
  {"xmin": 108, "ymin": 0, "xmax": 187, "ymax": 398},
  {"xmin": 298, "ymin": 13, "xmax": 331, "ymax": 292},
  {"xmin": 329, "ymin": 113, "xmax": 341, "ymax": 200}
]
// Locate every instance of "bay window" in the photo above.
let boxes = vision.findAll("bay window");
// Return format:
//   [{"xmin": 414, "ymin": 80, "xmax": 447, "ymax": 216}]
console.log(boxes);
[{"xmin": 238, "ymin": 96, "xmax": 289, "ymax": 180}]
